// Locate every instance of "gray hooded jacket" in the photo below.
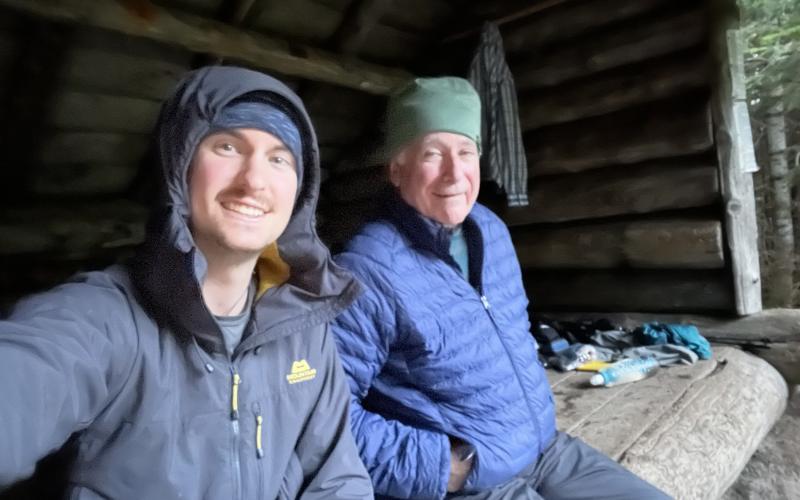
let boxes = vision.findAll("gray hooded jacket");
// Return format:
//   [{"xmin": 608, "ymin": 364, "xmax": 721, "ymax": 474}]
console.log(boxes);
[{"xmin": 0, "ymin": 66, "xmax": 373, "ymax": 499}]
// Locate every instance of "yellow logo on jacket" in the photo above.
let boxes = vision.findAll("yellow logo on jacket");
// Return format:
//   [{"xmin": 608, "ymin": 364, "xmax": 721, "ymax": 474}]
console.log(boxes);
[{"xmin": 286, "ymin": 359, "xmax": 317, "ymax": 384}]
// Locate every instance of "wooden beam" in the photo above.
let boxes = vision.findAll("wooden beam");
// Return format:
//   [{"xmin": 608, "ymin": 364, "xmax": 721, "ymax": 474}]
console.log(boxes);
[
  {"xmin": 524, "ymin": 270, "xmax": 734, "ymax": 312},
  {"xmin": 0, "ymin": 201, "xmax": 147, "ymax": 258},
  {"xmin": 39, "ymin": 132, "xmax": 150, "ymax": 166},
  {"xmin": 325, "ymin": 164, "xmax": 387, "ymax": 203},
  {"xmin": 513, "ymin": 219, "xmax": 725, "ymax": 270},
  {"xmin": 0, "ymin": 20, "xmax": 71, "ymax": 201},
  {"xmin": 49, "ymin": 90, "xmax": 161, "ymax": 133},
  {"xmin": 710, "ymin": 0, "xmax": 762, "ymax": 315},
  {"xmin": 444, "ymin": 0, "xmax": 571, "ymax": 43},
  {"xmin": 513, "ymin": 7, "xmax": 707, "ymax": 90},
  {"xmin": 60, "ymin": 46, "xmax": 188, "ymax": 100},
  {"xmin": 502, "ymin": 0, "xmax": 676, "ymax": 54},
  {"xmin": 492, "ymin": 162, "xmax": 719, "ymax": 226},
  {"xmin": 0, "ymin": 0, "xmax": 412, "ymax": 95},
  {"xmin": 519, "ymin": 49, "xmax": 709, "ymax": 130},
  {"xmin": 527, "ymin": 96, "xmax": 714, "ymax": 176},
  {"xmin": 32, "ymin": 162, "xmax": 140, "ymax": 196},
  {"xmin": 331, "ymin": 0, "xmax": 392, "ymax": 54}
]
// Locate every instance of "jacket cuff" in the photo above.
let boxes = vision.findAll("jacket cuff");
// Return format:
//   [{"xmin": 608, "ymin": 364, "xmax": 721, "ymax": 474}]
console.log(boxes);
[{"xmin": 436, "ymin": 432, "xmax": 450, "ymax": 499}]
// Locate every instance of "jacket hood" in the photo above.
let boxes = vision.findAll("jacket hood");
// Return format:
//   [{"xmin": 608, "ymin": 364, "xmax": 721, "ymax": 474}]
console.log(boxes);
[{"xmin": 133, "ymin": 66, "xmax": 360, "ymax": 352}]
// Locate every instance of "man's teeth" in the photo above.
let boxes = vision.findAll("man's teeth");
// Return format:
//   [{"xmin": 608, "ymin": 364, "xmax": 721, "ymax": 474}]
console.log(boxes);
[{"xmin": 224, "ymin": 202, "xmax": 265, "ymax": 216}]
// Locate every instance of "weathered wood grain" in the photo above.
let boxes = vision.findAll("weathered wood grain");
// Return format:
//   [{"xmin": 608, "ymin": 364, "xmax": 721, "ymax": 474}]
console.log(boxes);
[
  {"xmin": 39, "ymin": 132, "xmax": 150, "ymax": 165},
  {"xmin": 710, "ymin": 10, "xmax": 762, "ymax": 314},
  {"xmin": 48, "ymin": 90, "xmax": 161, "ymax": 133},
  {"xmin": 503, "ymin": 0, "xmax": 676, "ymax": 54},
  {"xmin": 514, "ymin": 7, "xmax": 707, "ymax": 90},
  {"xmin": 0, "ymin": 0, "xmax": 412, "ymax": 94},
  {"xmin": 519, "ymin": 49, "xmax": 709, "ymax": 130},
  {"xmin": 513, "ymin": 219, "xmax": 724, "ymax": 270},
  {"xmin": 492, "ymin": 163, "xmax": 719, "ymax": 226},
  {"xmin": 524, "ymin": 270, "xmax": 734, "ymax": 312},
  {"xmin": 527, "ymin": 98, "xmax": 714, "ymax": 175}
]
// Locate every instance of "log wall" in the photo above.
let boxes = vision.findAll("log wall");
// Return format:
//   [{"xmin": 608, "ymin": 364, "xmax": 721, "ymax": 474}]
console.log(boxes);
[
  {"xmin": 0, "ymin": 0, "xmax": 750, "ymax": 315},
  {"xmin": 322, "ymin": 0, "xmax": 739, "ymax": 313},
  {"xmin": 505, "ymin": 0, "xmax": 735, "ymax": 312}
]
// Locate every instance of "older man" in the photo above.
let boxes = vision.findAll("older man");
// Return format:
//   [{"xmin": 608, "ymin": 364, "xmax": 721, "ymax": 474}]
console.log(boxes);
[
  {"xmin": 0, "ymin": 66, "xmax": 372, "ymax": 499},
  {"xmin": 332, "ymin": 77, "xmax": 670, "ymax": 499}
]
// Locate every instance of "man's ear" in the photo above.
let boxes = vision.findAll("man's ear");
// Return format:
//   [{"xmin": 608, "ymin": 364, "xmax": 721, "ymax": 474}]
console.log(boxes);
[{"xmin": 388, "ymin": 150, "xmax": 406, "ymax": 188}]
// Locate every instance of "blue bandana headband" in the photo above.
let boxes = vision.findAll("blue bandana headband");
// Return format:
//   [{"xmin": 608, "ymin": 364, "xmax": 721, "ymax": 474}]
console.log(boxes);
[{"xmin": 209, "ymin": 100, "xmax": 304, "ymax": 185}]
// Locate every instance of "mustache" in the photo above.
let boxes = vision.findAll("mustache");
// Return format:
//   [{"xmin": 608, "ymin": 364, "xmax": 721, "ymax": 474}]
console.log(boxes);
[{"xmin": 218, "ymin": 188, "xmax": 272, "ymax": 208}]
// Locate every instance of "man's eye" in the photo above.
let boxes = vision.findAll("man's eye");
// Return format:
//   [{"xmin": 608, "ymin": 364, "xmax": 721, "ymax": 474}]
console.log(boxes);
[
  {"xmin": 215, "ymin": 142, "xmax": 238, "ymax": 154},
  {"xmin": 460, "ymin": 150, "xmax": 477, "ymax": 157},
  {"xmin": 270, "ymin": 155, "xmax": 295, "ymax": 169},
  {"xmin": 423, "ymin": 150, "xmax": 442, "ymax": 159}
]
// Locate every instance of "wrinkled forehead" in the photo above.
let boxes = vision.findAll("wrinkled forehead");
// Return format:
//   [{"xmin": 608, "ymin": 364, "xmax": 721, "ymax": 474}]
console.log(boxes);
[{"xmin": 393, "ymin": 131, "xmax": 479, "ymax": 163}]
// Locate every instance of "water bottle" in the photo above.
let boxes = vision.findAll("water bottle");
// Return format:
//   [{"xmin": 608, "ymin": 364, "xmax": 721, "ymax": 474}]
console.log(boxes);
[{"xmin": 589, "ymin": 357, "xmax": 659, "ymax": 387}]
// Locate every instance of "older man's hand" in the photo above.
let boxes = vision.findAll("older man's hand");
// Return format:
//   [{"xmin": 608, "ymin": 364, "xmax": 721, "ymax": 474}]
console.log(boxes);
[{"xmin": 447, "ymin": 437, "xmax": 475, "ymax": 492}]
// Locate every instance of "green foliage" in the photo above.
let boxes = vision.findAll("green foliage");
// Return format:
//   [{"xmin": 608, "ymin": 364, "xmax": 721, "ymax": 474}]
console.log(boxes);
[{"xmin": 739, "ymin": 0, "xmax": 800, "ymax": 110}]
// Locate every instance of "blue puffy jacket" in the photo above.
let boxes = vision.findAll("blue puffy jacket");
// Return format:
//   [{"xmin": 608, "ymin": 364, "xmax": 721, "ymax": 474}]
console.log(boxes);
[{"xmin": 332, "ymin": 195, "xmax": 556, "ymax": 499}]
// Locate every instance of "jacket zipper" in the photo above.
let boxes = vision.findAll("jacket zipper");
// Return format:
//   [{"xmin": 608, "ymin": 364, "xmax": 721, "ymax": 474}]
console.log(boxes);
[
  {"xmin": 476, "ymin": 290, "xmax": 543, "ymax": 456},
  {"xmin": 447, "ymin": 224, "xmax": 545, "ymax": 456},
  {"xmin": 230, "ymin": 366, "xmax": 242, "ymax": 500}
]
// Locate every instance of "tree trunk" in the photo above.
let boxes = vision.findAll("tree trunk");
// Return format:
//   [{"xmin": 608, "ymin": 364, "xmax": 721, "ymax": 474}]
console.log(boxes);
[{"xmin": 765, "ymin": 87, "xmax": 794, "ymax": 306}]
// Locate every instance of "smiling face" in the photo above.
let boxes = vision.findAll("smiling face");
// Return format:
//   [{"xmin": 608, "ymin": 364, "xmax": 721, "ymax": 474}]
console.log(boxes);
[
  {"xmin": 188, "ymin": 128, "xmax": 298, "ymax": 262},
  {"xmin": 389, "ymin": 131, "xmax": 480, "ymax": 226}
]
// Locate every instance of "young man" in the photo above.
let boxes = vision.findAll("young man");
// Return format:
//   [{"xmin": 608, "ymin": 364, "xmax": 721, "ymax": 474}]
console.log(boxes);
[
  {"xmin": 331, "ymin": 77, "xmax": 671, "ymax": 499},
  {"xmin": 0, "ymin": 66, "xmax": 372, "ymax": 499}
]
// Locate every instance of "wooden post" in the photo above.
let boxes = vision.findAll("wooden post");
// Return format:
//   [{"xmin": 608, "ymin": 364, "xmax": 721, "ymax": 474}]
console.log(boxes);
[
  {"xmin": 710, "ymin": 0, "xmax": 762, "ymax": 315},
  {"xmin": 0, "ymin": 0, "xmax": 412, "ymax": 95}
]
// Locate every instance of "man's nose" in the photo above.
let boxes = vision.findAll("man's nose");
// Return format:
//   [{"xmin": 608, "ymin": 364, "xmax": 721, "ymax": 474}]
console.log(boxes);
[
  {"xmin": 441, "ymin": 152, "xmax": 464, "ymax": 181},
  {"xmin": 239, "ymin": 154, "xmax": 267, "ymax": 190}
]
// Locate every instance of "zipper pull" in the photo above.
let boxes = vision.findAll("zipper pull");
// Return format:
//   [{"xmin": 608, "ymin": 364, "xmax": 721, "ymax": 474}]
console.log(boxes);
[
  {"xmin": 480, "ymin": 295, "xmax": 491, "ymax": 310},
  {"xmin": 231, "ymin": 369, "xmax": 241, "ymax": 421},
  {"xmin": 255, "ymin": 411, "xmax": 264, "ymax": 459}
]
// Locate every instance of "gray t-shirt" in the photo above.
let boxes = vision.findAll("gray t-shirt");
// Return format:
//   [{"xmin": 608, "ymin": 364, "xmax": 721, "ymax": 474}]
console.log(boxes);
[{"xmin": 214, "ymin": 280, "xmax": 256, "ymax": 356}]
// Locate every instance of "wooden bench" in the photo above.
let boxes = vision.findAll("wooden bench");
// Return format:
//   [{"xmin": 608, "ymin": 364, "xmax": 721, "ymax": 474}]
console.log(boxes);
[{"xmin": 548, "ymin": 346, "xmax": 788, "ymax": 499}]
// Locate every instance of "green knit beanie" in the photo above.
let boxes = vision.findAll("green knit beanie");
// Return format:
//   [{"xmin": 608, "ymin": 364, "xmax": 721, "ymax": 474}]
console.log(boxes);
[{"xmin": 384, "ymin": 77, "xmax": 481, "ymax": 160}]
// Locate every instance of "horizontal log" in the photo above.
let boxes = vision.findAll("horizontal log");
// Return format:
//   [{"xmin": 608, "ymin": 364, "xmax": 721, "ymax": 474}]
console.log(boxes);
[
  {"xmin": 49, "ymin": 90, "xmax": 161, "ymax": 133},
  {"xmin": 503, "ymin": 0, "xmax": 676, "ymax": 54},
  {"xmin": 514, "ymin": 7, "xmax": 707, "ymax": 90},
  {"xmin": 313, "ymin": 113, "xmax": 370, "ymax": 146},
  {"xmin": 513, "ymin": 219, "xmax": 724, "ymax": 270},
  {"xmin": 356, "ymin": 22, "xmax": 428, "ymax": 65},
  {"xmin": 303, "ymin": 83, "xmax": 384, "ymax": 118},
  {"xmin": 249, "ymin": 0, "xmax": 342, "ymax": 43},
  {"xmin": 519, "ymin": 49, "xmax": 708, "ymax": 130},
  {"xmin": 39, "ymin": 132, "xmax": 150, "ymax": 165},
  {"xmin": 493, "ymin": 163, "xmax": 719, "ymax": 226},
  {"xmin": 60, "ymin": 46, "xmax": 189, "ymax": 100},
  {"xmin": 524, "ymin": 270, "xmax": 734, "ymax": 312},
  {"xmin": 0, "ymin": 201, "xmax": 147, "ymax": 258},
  {"xmin": 324, "ymin": 164, "xmax": 387, "ymax": 203},
  {"xmin": 317, "ymin": 198, "xmax": 382, "ymax": 250},
  {"xmin": 381, "ymin": 0, "xmax": 452, "ymax": 33},
  {"xmin": 32, "ymin": 162, "xmax": 139, "ymax": 196},
  {"xmin": 527, "ymin": 97, "xmax": 714, "ymax": 175},
  {"xmin": 0, "ymin": 0, "xmax": 412, "ymax": 95}
]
